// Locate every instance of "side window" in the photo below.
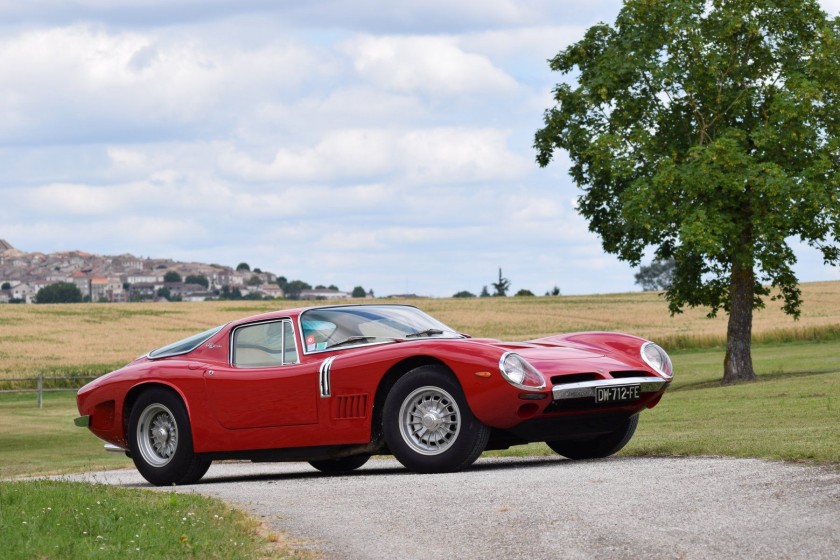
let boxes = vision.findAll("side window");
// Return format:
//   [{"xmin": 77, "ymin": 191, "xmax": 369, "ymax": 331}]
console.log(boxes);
[{"xmin": 232, "ymin": 320, "xmax": 298, "ymax": 367}]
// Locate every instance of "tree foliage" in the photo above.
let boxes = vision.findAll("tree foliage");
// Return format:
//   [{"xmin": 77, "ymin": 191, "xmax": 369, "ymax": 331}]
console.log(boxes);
[
  {"xmin": 491, "ymin": 268, "xmax": 511, "ymax": 297},
  {"xmin": 284, "ymin": 280, "xmax": 312, "ymax": 300},
  {"xmin": 515, "ymin": 289, "xmax": 536, "ymax": 297},
  {"xmin": 185, "ymin": 274, "xmax": 209, "ymax": 289},
  {"xmin": 36, "ymin": 282, "xmax": 82, "ymax": 304},
  {"xmin": 236, "ymin": 262, "xmax": 250, "ymax": 272},
  {"xmin": 635, "ymin": 259, "xmax": 676, "ymax": 292},
  {"xmin": 351, "ymin": 286, "xmax": 367, "ymax": 298},
  {"xmin": 535, "ymin": 0, "xmax": 840, "ymax": 383},
  {"xmin": 453, "ymin": 290, "xmax": 476, "ymax": 298},
  {"xmin": 163, "ymin": 271, "xmax": 182, "ymax": 283}
]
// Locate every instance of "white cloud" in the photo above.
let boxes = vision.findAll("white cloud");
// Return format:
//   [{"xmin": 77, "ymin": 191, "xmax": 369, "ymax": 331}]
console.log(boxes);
[
  {"xmin": 343, "ymin": 35, "xmax": 519, "ymax": 97},
  {"xmin": 219, "ymin": 127, "xmax": 527, "ymax": 185},
  {"xmin": 0, "ymin": 25, "xmax": 321, "ymax": 143}
]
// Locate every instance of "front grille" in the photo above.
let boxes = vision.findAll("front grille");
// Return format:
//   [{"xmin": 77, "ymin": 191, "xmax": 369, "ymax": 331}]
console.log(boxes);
[
  {"xmin": 610, "ymin": 370, "xmax": 657, "ymax": 379},
  {"xmin": 550, "ymin": 372, "xmax": 602, "ymax": 385}
]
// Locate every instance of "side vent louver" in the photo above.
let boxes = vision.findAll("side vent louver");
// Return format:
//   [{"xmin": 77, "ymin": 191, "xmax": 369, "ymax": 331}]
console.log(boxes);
[{"xmin": 333, "ymin": 394, "xmax": 368, "ymax": 420}]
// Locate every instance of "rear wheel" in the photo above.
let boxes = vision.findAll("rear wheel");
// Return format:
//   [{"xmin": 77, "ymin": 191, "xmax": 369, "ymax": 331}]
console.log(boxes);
[
  {"xmin": 383, "ymin": 365, "xmax": 489, "ymax": 473},
  {"xmin": 128, "ymin": 388, "xmax": 210, "ymax": 486},
  {"xmin": 546, "ymin": 414, "xmax": 639, "ymax": 460},
  {"xmin": 309, "ymin": 454, "xmax": 370, "ymax": 473}
]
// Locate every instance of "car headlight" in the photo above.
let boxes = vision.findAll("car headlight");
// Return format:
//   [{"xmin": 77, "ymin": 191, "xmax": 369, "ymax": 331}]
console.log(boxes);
[
  {"xmin": 499, "ymin": 352, "xmax": 546, "ymax": 390},
  {"xmin": 641, "ymin": 342, "xmax": 673, "ymax": 378}
]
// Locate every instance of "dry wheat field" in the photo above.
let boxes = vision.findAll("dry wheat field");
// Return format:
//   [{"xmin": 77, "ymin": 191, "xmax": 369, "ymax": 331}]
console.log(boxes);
[{"xmin": 1, "ymin": 281, "xmax": 839, "ymax": 378}]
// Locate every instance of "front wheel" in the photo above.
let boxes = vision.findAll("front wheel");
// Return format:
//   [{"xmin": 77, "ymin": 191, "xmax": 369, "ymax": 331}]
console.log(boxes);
[
  {"xmin": 383, "ymin": 365, "xmax": 490, "ymax": 473},
  {"xmin": 547, "ymin": 414, "xmax": 639, "ymax": 460},
  {"xmin": 309, "ymin": 454, "xmax": 370, "ymax": 473},
  {"xmin": 128, "ymin": 388, "xmax": 210, "ymax": 486}
]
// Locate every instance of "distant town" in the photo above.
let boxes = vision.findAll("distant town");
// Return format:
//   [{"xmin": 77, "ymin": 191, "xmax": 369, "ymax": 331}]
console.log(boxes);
[{"xmin": 0, "ymin": 240, "xmax": 376, "ymax": 304}]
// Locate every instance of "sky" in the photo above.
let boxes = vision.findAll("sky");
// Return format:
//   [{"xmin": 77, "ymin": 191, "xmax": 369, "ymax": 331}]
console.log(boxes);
[{"xmin": 1, "ymin": 1, "xmax": 839, "ymax": 298}]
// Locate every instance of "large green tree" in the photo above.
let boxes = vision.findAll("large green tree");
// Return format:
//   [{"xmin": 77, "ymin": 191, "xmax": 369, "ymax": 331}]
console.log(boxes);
[
  {"xmin": 535, "ymin": 0, "xmax": 840, "ymax": 383},
  {"xmin": 36, "ymin": 282, "xmax": 83, "ymax": 304}
]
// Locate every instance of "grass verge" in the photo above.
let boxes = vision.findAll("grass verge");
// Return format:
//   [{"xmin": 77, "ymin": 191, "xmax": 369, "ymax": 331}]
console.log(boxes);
[{"xmin": 0, "ymin": 479, "xmax": 308, "ymax": 560}]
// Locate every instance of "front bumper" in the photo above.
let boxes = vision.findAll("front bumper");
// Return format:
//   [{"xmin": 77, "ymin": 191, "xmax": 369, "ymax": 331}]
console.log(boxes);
[{"xmin": 552, "ymin": 376, "xmax": 668, "ymax": 400}]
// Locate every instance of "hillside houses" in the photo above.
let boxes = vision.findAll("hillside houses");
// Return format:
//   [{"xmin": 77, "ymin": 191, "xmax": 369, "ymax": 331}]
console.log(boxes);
[{"xmin": 0, "ymin": 240, "xmax": 285, "ymax": 303}]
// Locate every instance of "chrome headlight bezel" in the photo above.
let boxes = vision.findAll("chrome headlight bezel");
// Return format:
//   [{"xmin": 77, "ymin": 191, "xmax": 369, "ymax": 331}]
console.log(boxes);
[
  {"xmin": 499, "ymin": 352, "xmax": 546, "ymax": 391},
  {"xmin": 641, "ymin": 342, "xmax": 674, "ymax": 378}
]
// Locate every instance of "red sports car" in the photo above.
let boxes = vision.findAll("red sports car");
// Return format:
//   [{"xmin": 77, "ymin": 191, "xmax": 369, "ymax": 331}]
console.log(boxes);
[{"xmin": 75, "ymin": 304, "xmax": 673, "ymax": 486}]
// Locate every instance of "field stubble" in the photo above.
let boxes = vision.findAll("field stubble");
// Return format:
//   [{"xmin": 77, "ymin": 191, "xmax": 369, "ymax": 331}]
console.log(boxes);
[{"xmin": 1, "ymin": 281, "xmax": 840, "ymax": 378}]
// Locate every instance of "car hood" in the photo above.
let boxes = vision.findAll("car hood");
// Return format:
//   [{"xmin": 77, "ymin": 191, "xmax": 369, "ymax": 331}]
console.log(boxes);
[{"xmin": 465, "ymin": 338, "xmax": 643, "ymax": 377}]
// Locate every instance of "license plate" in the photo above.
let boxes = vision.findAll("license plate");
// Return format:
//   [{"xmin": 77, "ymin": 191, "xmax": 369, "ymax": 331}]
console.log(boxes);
[{"xmin": 595, "ymin": 385, "xmax": 641, "ymax": 404}]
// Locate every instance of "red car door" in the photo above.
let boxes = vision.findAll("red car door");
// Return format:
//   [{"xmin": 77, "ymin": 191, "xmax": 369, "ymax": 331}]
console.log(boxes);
[{"xmin": 203, "ymin": 319, "xmax": 319, "ymax": 429}]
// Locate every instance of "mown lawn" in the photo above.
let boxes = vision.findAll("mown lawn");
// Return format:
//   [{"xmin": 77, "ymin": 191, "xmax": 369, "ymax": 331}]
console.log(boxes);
[{"xmin": 0, "ymin": 479, "xmax": 309, "ymax": 560}]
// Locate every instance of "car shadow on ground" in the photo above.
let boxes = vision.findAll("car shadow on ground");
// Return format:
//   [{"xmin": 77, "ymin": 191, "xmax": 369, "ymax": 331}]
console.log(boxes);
[{"xmin": 117, "ymin": 454, "xmax": 600, "ymax": 488}]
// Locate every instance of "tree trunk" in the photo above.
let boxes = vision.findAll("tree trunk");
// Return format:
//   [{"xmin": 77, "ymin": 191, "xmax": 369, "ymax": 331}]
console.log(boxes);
[{"xmin": 723, "ymin": 262, "xmax": 756, "ymax": 384}]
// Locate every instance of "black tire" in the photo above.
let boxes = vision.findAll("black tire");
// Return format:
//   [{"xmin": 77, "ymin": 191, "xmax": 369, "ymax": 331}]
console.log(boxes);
[
  {"xmin": 383, "ymin": 365, "xmax": 490, "ymax": 473},
  {"xmin": 547, "ymin": 414, "xmax": 639, "ymax": 460},
  {"xmin": 308, "ymin": 454, "xmax": 371, "ymax": 473},
  {"xmin": 128, "ymin": 388, "xmax": 211, "ymax": 486}
]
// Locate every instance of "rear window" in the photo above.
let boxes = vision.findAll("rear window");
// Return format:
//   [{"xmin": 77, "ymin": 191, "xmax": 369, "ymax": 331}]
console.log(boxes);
[{"xmin": 148, "ymin": 325, "xmax": 225, "ymax": 359}]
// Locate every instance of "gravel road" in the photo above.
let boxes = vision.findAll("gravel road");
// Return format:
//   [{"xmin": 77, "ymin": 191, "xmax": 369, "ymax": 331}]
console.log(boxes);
[{"xmin": 66, "ymin": 456, "xmax": 840, "ymax": 560}]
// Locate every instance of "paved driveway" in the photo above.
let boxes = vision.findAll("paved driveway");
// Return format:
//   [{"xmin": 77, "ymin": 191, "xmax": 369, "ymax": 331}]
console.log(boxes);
[{"xmin": 67, "ymin": 456, "xmax": 840, "ymax": 559}]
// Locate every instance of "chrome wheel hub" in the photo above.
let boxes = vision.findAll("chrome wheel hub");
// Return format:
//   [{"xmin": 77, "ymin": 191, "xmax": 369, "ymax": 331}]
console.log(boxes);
[
  {"xmin": 398, "ymin": 386, "xmax": 461, "ymax": 456},
  {"xmin": 136, "ymin": 403, "xmax": 178, "ymax": 467}
]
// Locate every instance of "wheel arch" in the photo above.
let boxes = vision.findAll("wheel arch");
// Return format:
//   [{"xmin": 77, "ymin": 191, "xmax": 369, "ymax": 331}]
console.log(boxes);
[
  {"xmin": 371, "ymin": 356, "xmax": 457, "ymax": 442},
  {"xmin": 122, "ymin": 382, "xmax": 191, "ymax": 443}
]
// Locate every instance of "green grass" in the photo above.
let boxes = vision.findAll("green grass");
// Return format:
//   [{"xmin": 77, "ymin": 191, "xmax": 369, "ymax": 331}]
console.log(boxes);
[
  {"xmin": 0, "ymin": 393, "xmax": 133, "ymax": 478},
  {"xmin": 0, "ymin": 479, "xmax": 302, "ymax": 560},
  {"xmin": 627, "ymin": 370, "xmax": 840, "ymax": 462}
]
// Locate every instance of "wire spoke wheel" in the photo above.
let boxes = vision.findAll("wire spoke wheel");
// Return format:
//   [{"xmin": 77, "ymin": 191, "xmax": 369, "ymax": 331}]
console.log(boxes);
[
  {"xmin": 136, "ymin": 403, "xmax": 179, "ymax": 467},
  {"xmin": 398, "ymin": 386, "xmax": 461, "ymax": 455}
]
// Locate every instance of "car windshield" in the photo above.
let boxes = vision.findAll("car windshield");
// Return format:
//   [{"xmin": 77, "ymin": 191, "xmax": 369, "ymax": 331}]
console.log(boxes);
[
  {"xmin": 148, "ymin": 325, "xmax": 225, "ymax": 359},
  {"xmin": 300, "ymin": 305, "xmax": 462, "ymax": 352}
]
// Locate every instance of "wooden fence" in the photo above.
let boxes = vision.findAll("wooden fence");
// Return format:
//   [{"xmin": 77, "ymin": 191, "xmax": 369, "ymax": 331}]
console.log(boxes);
[{"xmin": 0, "ymin": 374, "xmax": 99, "ymax": 408}]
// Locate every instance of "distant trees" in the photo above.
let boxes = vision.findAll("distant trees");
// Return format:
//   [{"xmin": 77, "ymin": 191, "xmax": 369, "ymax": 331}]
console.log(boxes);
[
  {"xmin": 219, "ymin": 286, "xmax": 243, "ymax": 300},
  {"xmin": 351, "ymin": 286, "xmax": 367, "ymax": 298},
  {"xmin": 284, "ymin": 280, "xmax": 312, "ymax": 300},
  {"xmin": 491, "ymin": 268, "xmax": 510, "ymax": 297},
  {"xmin": 163, "ymin": 271, "xmax": 182, "ymax": 283},
  {"xmin": 36, "ymin": 282, "xmax": 82, "ymax": 304},
  {"xmin": 185, "ymin": 274, "xmax": 209, "ymax": 289},
  {"xmin": 635, "ymin": 259, "xmax": 676, "ymax": 292},
  {"xmin": 236, "ymin": 262, "xmax": 250, "ymax": 272},
  {"xmin": 456, "ymin": 270, "xmax": 558, "ymax": 299},
  {"xmin": 453, "ymin": 290, "xmax": 476, "ymax": 298}
]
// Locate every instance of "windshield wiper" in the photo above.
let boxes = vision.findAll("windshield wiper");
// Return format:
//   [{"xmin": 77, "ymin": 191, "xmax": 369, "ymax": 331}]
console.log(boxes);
[
  {"xmin": 404, "ymin": 328, "xmax": 445, "ymax": 338},
  {"xmin": 325, "ymin": 336, "xmax": 397, "ymax": 349}
]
